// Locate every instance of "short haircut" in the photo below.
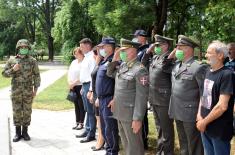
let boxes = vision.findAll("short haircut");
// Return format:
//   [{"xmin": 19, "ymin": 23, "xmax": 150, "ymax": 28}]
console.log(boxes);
[
  {"xmin": 73, "ymin": 47, "xmax": 83, "ymax": 55},
  {"xmin": 208, "ymin": 40, "xmax": 228, "ymax": 58},
  {"xmin": 79, "ymin": 38, "xmax": 92, "ymax": 46}
]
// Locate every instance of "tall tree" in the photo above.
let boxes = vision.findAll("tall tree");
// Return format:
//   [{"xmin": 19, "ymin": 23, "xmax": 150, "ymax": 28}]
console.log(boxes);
[
  {"xmin": 53, "ymin": 0, "xmax": 98, "ymax": 62},
  {"xmin": 35, "ymin": 0, "xmax": 61, "ymax": 61},
  {"xmin": 153, "ymin": 0, "xmax": 168, "ymax": 36}
]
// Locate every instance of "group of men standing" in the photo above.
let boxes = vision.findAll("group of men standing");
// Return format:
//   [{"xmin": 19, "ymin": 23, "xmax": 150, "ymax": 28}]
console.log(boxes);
[{"xmin": 75, "ymin": 31, "xmax": 235, "ymax": 155}]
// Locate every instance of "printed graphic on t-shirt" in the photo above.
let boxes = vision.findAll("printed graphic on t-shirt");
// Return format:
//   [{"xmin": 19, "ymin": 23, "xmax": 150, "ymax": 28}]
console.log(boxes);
[{"xmin": 201, "ymin": 79, "xmax": 214, "ymax": 109}]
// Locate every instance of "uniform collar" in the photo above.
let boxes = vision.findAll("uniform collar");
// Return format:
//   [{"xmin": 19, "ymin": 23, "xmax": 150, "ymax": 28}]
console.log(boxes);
[
  {"xmin": 159, "ymin": 50, "xmax": 170, "ymax": 59},
  {"xmin": 127, "ymin": 58, "xmax": 138, "ymax": 68},
  {"xmin": 182, "ymin": 57, "xmax": 194, "ymax": 66}
]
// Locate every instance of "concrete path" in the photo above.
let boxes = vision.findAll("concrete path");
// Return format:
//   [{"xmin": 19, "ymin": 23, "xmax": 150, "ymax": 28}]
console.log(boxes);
[{"xmin": 0, "ymin": 64, "xmax": 106, "ymax": 155}]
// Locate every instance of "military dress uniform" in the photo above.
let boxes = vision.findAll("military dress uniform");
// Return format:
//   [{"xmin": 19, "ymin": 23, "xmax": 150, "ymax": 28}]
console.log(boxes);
[
  {"xmin": 107, "ymin": 39, "xmax": 149, "ymax": 155},
  {"xmin": 2, "ymin": 39, "xmax": 40, "ymax": 142},
  {"xmin": 142, "ymin": 35, "xmax": 175, "ymax": 155},
  {"xmin": 169, "ymin": 35, "xmax": 208, "ymax": 155}
]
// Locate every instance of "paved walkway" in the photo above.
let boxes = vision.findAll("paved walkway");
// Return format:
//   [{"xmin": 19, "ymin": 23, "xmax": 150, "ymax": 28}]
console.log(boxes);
[{"xmin": 0, "ymin": 64, "xmax": 105, "ymax": 155}]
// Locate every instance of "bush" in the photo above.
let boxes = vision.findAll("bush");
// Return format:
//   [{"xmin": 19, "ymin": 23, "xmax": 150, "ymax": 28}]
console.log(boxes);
[
  {"xmin": 0, "ymin": 44, "xmax": 6, "ymax": 60},
  {"xmin": 61, "ymin": 40, "xmax": 76, "ymax": 64}
]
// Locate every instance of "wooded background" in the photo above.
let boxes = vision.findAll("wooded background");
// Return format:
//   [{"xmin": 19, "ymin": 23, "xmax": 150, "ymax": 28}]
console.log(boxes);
[{"xmin": 0, "ymin": 0, "xmax": 234, "ymax": 61}]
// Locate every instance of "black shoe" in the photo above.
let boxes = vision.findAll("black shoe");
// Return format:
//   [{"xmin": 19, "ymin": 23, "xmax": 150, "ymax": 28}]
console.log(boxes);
[
  {"xmin": 144, "ymin": 140, "xmax": 148, "ymax": 150},
  {"xmin": 22, "ymin": 126, "xmax": 31, "ymax": 141},
  {"xmin": 72, "ymin": 124, "xmax": 79, "ymax": 130},
  {"xmin": 75, "ymin": 124, "xmax": 83, "ymax": 130},
  {"xmin": 76, "ymin": 132, "xmax": 88, "ymax": 138},
  {"xmin": 13, "ymin": 126, "xmax": 21, "ymax": 142},
  {"xmin": 80, "ymin": 136, "xmax": 96, "ymax": 143},
  {"xmin": 91, "ymin": 143, "xmax": 105, "ymax": 151}
]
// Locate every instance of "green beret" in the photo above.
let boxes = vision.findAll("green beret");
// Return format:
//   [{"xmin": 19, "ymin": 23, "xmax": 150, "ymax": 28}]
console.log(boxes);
[{"xmin": 176, "ymin": 35, "xmax": 200, "ymax": 48}]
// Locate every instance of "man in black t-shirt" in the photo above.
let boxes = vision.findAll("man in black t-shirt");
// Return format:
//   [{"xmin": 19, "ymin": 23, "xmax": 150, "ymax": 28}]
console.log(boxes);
[{"xmin": 197, "ymin": 41, "xmax": 235, "ymax": 155}]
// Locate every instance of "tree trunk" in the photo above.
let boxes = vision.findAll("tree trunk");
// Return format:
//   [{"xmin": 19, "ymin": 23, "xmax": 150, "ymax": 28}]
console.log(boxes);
[
  {"xmin": 48, "ymin": 35, "xmax": 54, "ymax": 61},
  {"xmin": 153, "ymin": 0, "xmax": 168, "ymax": 36},
  {"xmin": 45, "ymin": 0, "xmax": 54, "ymax": 61}
]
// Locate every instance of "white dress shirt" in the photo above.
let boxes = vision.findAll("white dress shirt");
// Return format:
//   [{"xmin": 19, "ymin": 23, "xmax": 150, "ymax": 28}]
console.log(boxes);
[
  {"xmin": 67, "ymin": 59, "xmax": 82, "ymax": 86},
  {"xmin": 80, "ymin": 51, "xmax": 96, "ymax": 83}
]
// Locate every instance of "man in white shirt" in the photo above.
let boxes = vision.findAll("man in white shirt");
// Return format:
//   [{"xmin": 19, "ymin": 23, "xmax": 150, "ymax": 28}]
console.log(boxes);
[{"xmin": 76, "ymin": 38, "xmax": 97, "ymax": 143}]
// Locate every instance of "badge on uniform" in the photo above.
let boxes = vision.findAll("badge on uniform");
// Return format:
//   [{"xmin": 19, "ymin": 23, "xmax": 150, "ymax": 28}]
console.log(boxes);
[{"xmin": 139, "ymin": 76, "xmax": 149, "ymax": 86}]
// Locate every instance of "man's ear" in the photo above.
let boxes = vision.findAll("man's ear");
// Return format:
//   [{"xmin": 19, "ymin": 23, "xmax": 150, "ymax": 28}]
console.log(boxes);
[{"xmin": 218, "ymin": 52, "xmax": 225, "ymax": 60}]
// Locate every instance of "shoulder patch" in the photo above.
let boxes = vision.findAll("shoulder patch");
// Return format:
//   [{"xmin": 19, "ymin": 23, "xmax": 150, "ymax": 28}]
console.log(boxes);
[{"xmin": 139, "ymin": 75, "xmax": 149, "ymax": 86}]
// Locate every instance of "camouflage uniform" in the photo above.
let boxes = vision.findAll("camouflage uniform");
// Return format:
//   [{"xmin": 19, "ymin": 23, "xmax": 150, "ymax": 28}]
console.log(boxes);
[
  {"xmin": 2, "ymin": 39, "xmax": 40, "ymax": 142},
  {"xmin": 2, "ymin": 56, "xmax": 40, "ymax": 126}
]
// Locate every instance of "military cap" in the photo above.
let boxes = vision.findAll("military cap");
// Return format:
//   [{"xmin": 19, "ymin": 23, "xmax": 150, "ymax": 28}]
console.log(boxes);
[
  {"xmin": 133, "ymin": 30, "xmax": 148, "ymax": 37},
  {"xmin": 176, "ymin": 35, "xmax": 200, "ymax": 48},
  {"xmin": 154, "ymin": 34, "xmax": 173, "ymax": 45},
  {"xmin": 16, "ymin": 39, "xmax": 31, "ymax": 50},
  {"xmin": 119, "ymin": 38, "xmax": 141, "ymax": 50},
  {"xmin": 97, "ymin": 37, "xmax": 116, "ymax": 46}
]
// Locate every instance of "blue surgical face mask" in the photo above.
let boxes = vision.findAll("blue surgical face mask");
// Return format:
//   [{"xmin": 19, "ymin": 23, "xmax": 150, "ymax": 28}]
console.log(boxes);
[{"xmin": 99, "ymin": 49, "xmax": 107, "ymax": 57}]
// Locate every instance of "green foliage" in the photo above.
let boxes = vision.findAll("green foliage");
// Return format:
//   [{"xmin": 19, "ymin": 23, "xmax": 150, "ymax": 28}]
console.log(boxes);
[
  {"xmin": 0, "ymin": 0, "xmax": 234, "ymax": 59},
  {"xmin": 88, "ymin": 0, "xmax": 155, "ymax": 40},
  {"xmin": 202, "ymin": 0, "xmax": 235, "ymax": 44},
  {"xmin": 0, "ymin": 43, "xmax": 6, "ymax": 59},
  {"xmin": 53, "ymin": 0, "xmax": 99, "ymax": 63},
  {"xmin": 61, "ymin": 40, "xmax": 76, "ymax": 64}
]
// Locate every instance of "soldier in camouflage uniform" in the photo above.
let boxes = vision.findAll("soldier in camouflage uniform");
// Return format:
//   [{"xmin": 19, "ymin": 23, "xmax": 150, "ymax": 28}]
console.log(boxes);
[{"xmin": 2, "ymin": 39, "xmax": 41, "ymax": 142}]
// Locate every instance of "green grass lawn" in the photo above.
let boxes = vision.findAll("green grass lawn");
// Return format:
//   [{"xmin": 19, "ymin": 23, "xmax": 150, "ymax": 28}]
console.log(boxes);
[
  {"xmin": 0, "ymin": 68, "xmax": 11, "ymax": 89},
  {"xmin": 33, "ymin": 74, "xmax": 74, "ymax": 111}
]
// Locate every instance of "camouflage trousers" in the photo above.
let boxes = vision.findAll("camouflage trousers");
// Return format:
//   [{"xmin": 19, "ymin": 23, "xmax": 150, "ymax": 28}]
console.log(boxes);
[{"xmin": 11, "ymin": 83, "xmax": 33, "ymax": 127}]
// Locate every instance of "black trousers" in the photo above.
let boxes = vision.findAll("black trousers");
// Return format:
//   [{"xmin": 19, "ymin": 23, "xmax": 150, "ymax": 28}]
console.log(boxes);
[
  {"xmin": 73, "ymin": 85, "xmax": 85, "ymax": 124},
  {"xmin": 142, "ymin": 109, "xmax": 149, "ymax": 149}
]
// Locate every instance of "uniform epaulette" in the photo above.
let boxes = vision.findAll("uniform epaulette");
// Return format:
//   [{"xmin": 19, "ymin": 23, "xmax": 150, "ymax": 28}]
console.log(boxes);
[{"xmin": 196, "ymin": 60, "xmax": 207, "ymax": 65}]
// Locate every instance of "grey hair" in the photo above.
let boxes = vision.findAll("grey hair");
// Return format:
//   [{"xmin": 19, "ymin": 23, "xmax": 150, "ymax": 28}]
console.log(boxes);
[{"xmin": 208, "ymin": 40, "xmax": 228, "ymax": 58}]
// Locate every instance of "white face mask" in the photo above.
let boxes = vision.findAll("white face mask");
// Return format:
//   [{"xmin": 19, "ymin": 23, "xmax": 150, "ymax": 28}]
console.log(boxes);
[{"xmin": 99, "ymin": 49, "xmax": 107, "ymax": 57}]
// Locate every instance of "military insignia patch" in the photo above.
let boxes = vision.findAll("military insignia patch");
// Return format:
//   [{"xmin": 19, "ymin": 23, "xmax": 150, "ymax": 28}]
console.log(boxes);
[{"xmin": 139, "ymin": 76, "xmax": 149, "ymax": 86}]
